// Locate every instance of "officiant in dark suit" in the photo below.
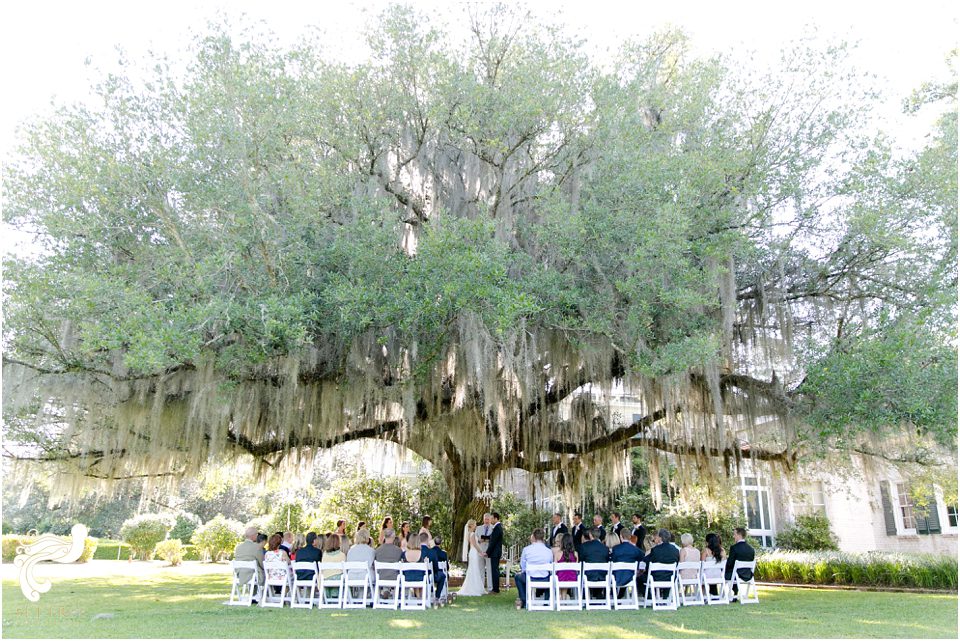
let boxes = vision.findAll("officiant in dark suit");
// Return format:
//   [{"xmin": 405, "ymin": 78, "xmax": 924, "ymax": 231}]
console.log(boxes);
[
  {"xmin": 548, "ymin": 512, "xmax": 568, "ymax": 548},
  {"xmin": 486, "ymin": 512, "xmax": 504, "ymax": 593}
]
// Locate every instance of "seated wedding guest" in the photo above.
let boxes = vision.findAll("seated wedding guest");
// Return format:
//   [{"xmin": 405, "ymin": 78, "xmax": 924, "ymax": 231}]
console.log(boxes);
[
  {"xmin": 357, "ymin": 521, "xmax": 366, "ymax": 533},
  {"xmin": 610, "ymin": 530, "xmax": 643, "ymax": 593},
  {"xmin": 554, "ymin": 533, "xmax": 578, "ymax": 598},
  {"xmin": 234, "ymin": 527, "xmax": 265, "ymax": 587},
  {"xmin": 264, "ymin": 533, "xmax": 291, "ymax": 594},
  {"xmin": 279, "ymin": 531, "xmax": 293, "ymax": 556},
  {"xmin": 256, "ymin": 532, "xmax": 268, "ymax": 547},
  {"xmin": 295, "ymin": 532, "xmax": 322, "ymax": 579},
  {"xmin": 679, "ymin": 533, "xmax": 700, "ymax": 580},
  {"xmin": 433, "ymin": 535, "xmax": 448, "ymax": 566},
  {"xmin": 321, "ymin": 534, "xmax": 345, "ymax": 598},
  {"xmin": 604, "ymin": 531, "xmax": 621, "ymax": 550},
  {"xmin": 374, "ymin": 528, "xmax": 403, "ymax": 592},
  {"xmin": 578, "ymin": 528, "xmax": 611, "ymax": 588},
  {"xmin": 347, "ymin": 528, "xmax": 376, "ymax": 578},
  {"xmin": 398, "ymin": 521, "xmax": 412, "ymax": 551},
  {"xmin": 702, "ymin": 532, "xmax": 724, "ymax": 595},
  {"xmin": 725, "ymin": 527, "xmax": 755, "ymax": 597},
  {"xmin": 290, "ymin": 533, "xmax": 306, "ymax": 560},
  {"xmin": 420, "ymin": 532, "xmax": 445, "ymax": 599},
  {"xmin": 514, "ymin": 528, "xmax": 553, "ymax": 609},
  {"xmin": 641, "ymin": 528, "xmax": 680, "ymax": 594},
  {"xmin": 379, "ymin": 516, "xmax": 394, "ymax": 545},
  {"xmin": 702, "ymin": 532, "xmax": 724, "ymax": 564},
  {"xmin": 401, "ymin": 532, "xmax": 427, "ymax": 598}
]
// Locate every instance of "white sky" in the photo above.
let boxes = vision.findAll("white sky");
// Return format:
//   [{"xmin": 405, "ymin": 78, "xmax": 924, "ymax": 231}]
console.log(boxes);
[
  {"xmin": 0, "ymin": 0, "xmax": 956, "ymax": 260},
  {"xmin": 1, "ymin": 0, "xmax": 956, "ymax": 153}
]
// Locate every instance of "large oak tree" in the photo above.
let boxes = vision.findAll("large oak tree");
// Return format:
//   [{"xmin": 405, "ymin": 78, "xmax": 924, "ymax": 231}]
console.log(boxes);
[{"xmin": 3, "ymin": 5, "xmax": 956, "ymax": 553}]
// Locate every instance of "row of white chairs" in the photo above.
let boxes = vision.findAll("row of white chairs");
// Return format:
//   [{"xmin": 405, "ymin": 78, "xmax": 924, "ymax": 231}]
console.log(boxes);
[
  {"xmin": 522, "ymin": 560, "xmax": 758, "ymax": 611},
  {"xmin": 228, "ymin": 560, "xmax": 449, "ymax": 610}
]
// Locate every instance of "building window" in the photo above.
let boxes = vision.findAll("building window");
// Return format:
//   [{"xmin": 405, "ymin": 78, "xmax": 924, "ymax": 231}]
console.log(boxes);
[
  {"xmin": 740, "ymin": 475, "xmax": 775, "ymax": 547},
  {"xmin": 896, "ymin": 482, "xmax": 917, "ymax": 531},
  {"xmin": 793, "ymin": 481, "xmax": 827, "ymax": 517},
  {"xmin": 947, "ymin": 505, "xmax": 958, "ymax": 529}
]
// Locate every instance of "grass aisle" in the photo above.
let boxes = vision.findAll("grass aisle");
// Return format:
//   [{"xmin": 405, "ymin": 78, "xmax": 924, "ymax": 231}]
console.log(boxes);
[{"xmin": 2, "ymin": 571, "xmax": 957, "ymax": 639}]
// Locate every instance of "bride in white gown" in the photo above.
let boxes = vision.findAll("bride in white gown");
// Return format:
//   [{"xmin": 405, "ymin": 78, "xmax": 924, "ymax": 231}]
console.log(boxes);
[{"xmin": 457, "ymin": 519, "xmax": 488, "ymax": 596}]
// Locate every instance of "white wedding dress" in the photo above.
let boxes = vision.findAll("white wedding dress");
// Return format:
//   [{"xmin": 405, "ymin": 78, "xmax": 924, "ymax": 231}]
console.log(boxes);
[{"xmin": 457, "ymin": 531, "xmax": 488, "ymax": 596}]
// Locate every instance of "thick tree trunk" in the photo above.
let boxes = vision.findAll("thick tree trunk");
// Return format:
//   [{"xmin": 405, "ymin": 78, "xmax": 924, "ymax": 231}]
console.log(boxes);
[{"xmin": 448, "ymin": 471, "xmax": 487, "ymax": 561}]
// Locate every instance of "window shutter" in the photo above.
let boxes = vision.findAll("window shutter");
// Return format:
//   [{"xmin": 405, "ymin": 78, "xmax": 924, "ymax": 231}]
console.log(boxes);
[
  {"xmin": 879, "ymin": 482, "xmax": 897, "ymax": 535},
  {"xmin": 916, "ymin": 492, "xmax": 941, "ymax": 535}
]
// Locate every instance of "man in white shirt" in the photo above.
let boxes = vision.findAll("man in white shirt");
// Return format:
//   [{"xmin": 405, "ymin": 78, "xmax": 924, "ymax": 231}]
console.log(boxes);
[{"xmin": 514, "ymin": 528, "xmax": 553, "ymax": 609}]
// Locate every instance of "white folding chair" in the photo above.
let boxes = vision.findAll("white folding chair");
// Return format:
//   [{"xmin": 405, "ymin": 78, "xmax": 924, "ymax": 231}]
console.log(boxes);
[
  {"xmin": 525, "ymin": 563, "xmax": 554, "ymax": 611},
  {"xmin": 317, "ymin": 562, "xmax": 345, "ymax": 608},
  {"xmin": 676, "ymin": 561, "xmax": 705, "ymax": 606},
  {"xmin": 610, "ymin": 562, "xmax": 640, "ymax": 610},
  {"xmin": 373, "ymin": 561, "xmax": 403, "ymax": 609},
  {"xmin": 728, "ymin": 560, "xmax": 759, "ymax": 604},
  {"xmin": 552, "ymin": 562, "xmax": 583, "ymax": 611},
  {"xmin": 400, "ymin": 562, "xmax": 432, "ymax": 610},
  {"xmin": 228, "ymin": 560, "xmax": 262, "ymax": 606},
  {"xmin": 644, "ymin": 562, "xmax": 679, "ymax": 611},
  {"xmin": 701, "ymin": 559, "xmax": 729, "ymax": 605},
  {"xmin": 582, "ymin": 562, "xmax": 612, "ymax": 610},
  {"xmin": 435, "ymin": 561, "xmax": 450, "ymax": 605},
  {"xmin": 290, "ymin": 562, "xmax": 318, "ymax": 609},
  {"xmin": 342, "ymin": 561, "xmax": 373, "ymax": 608},
  {"xmin": 261, "ymin": 560, "xmax": 290, "ymax": 608}
]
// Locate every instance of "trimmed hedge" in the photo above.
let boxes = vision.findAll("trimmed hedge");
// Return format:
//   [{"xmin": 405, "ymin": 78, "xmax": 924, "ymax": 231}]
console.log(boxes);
[
  {"xmin": 2, "ymin": 535, "xmax": 98, "ymax": 563},
  {"xmin": 757, "ymin": 550, "xmax": 958, "ymax": 590},
  {"xmin": 94, "ymin": 539, "xmax": 204, "ymax": 561}
]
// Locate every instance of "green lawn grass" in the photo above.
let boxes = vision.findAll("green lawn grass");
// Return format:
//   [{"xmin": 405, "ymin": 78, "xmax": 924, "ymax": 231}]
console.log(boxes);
[{"xmin": 2, "ymin": 571, "xmax": 957, "ymax": 638}]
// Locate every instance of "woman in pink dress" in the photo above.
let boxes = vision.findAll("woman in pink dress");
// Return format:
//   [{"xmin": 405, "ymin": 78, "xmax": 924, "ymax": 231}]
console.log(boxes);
[
  {"xmin": 554, "ymin": 534, "xmax": 578, "ymax": 597},
  {"xmin": 679, "ymin": 533, "xmax": 701, "ymax": 579}
]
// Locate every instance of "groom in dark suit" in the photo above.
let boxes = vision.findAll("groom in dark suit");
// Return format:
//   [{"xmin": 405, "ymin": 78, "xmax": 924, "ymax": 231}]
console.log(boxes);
[{"xmin": 486, "ymin": 512, "xmax": 504, "ymax": 593}]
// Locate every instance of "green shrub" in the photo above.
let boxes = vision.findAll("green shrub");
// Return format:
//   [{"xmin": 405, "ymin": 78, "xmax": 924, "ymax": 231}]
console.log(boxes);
[
  {"xmin": 154, "ymin": 539, "xmax": 185, "ymax": 566},
  {"xmin": 183, "ymin": 544, "xmax": 201, "ymax": 561},
  {"xmin": 3, "ymin": 535, "xmax": 98, "ymax": 563},
  {"xmin": 169, "ymin": 512, "xmax": 202, "ymax": 543},
  {"xmin": 191, "ymin": 514, "xmax": 243, "ymax": 562},
  {"xmin": 2, "ymin": 535, "xmax": 30, "ymax": 562},
  {"xmin": 93, "ymin": 539, "xmax": 131, "ymax": 560},
  {"xmin": 120, "ymin": 514, "xmax": 176, "ymax": 560},
  {"xmin": 756, "ymin": 550, "xmax": 957, "ymax": 590},
  {"xmin": 775, "ymin": 514, "xmax": 839, "ymax": 551}
]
